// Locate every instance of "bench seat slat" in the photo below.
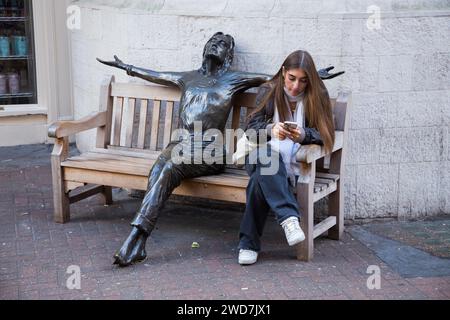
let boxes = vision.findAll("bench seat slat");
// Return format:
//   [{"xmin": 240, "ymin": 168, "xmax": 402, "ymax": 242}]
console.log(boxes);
[{"xmin": 316, "ymin": 172, "xmax": 340, "ymax": 182}]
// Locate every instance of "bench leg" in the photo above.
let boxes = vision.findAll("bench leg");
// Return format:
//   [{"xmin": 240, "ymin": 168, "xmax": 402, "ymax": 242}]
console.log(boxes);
[
  {"xmin": 102, "ymin": 186, "xmax": 113, "ymax": 205},
  {"xmin": 329, "ymin": 149, "xmax": 344, "ymax": 240},
  {"xmin": 51, "ymin": 138, "xmax": 70, "ymax": 224},
  {"xmin": 328, "ymin": 180, "xmax": 344, "ymax": 240},
  {"xmin": 53, "ymin": 185, "xmax": 70, "ymax": 224},
  {"xmin": 296, "ymin": 162, "xmax": 315, "ymax": 261}
]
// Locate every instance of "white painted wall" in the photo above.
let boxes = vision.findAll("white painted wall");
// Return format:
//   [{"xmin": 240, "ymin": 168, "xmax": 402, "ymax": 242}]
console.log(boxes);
[{"xmin": 68, "ymin": 0, "xmax": 450, "ymax": 219}]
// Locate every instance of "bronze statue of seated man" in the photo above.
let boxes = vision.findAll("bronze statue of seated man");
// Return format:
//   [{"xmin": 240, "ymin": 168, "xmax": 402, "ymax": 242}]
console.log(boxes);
[{"xmin": 98, "ymin": 32, "xmax": 343, "ymax": 267}]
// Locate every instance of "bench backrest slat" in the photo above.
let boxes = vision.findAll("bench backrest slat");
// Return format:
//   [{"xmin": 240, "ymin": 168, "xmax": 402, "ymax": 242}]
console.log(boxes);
[
  {"xmin": 112, "ymin": 96, "xmax": 124, "ymax": 146},
  {"xmin": 137, "ymin": 100, "xmax": 148, "ymax": 149},
  {"xmin": 333, "ymin": 94, "xmax": 350, "ymax": 132},
  {"xmin": 111, "ymin": 82, "xmax": 181, "ymax": 101},
  {"xmin": 149, "ymin": 100, "xmax": 162, "ymax": 151},
  {"xmin": 124, "ymin": 98, "xmax": 136, "ymax": 147},
  {"xmin": 163, "ymin": 101, "xmax": 175, "ymax": 148}
]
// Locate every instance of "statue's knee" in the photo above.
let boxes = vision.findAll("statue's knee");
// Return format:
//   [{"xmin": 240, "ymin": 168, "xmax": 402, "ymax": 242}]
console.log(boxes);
[{"xmin": 163, "ymin": 160, "xmax": 175, "ymax": 172}]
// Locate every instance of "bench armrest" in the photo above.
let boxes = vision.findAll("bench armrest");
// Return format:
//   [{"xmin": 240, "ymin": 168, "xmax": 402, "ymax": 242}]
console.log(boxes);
[
  {"xmin": 48, "ymin": 111, "xmax": 107, "ymax": 138},
  {"xmin": 295, "ymin": 131, "xmax": 344, "ymax": 163}
]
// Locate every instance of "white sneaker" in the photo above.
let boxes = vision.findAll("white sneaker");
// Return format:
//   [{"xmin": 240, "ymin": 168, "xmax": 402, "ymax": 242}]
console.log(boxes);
[
  {"xmin": 281, "ymin": 217, "xmax": 305, "ymax": 246},
  {"xmin": 238, "ymin": 249, "xmax": 258, "ymax": 265}
]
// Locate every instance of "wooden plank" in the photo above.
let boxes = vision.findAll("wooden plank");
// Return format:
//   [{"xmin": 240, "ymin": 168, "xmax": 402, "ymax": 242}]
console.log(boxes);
[
  {"xmin": 112, "ymin": 97, "xmax": 124, "ymax": 146},
  {"xmin": 91, "ymin": 147, "xmax": 160, "ymax": 160},
  {"xmin": 163, "ymin": 101, "xmax": 174, "ymax": 149},
  {"xmin": 173, "ymin": 181, "xmax": 247, "ymax": 204},
  {"xmin": 315, "ymin": 178, "xmax": 332, "ymax": 187},
  {"xmin": 51, "ymin": 137, "xmax": 70, "ymax": 223},
  {"xmin": 333, "ymin": 92, "xmax": 351, "ymax": 131},
  {"xmin": 313, "ymin": 216, "xmax": 337, "ymax": 239},
  {"xmin": 314, "ymin": 184, "xmax": 323, "ymax": 192},
  {"xmin": 313, "ymin": 180, "xmax": 338, "ymax": 203},
  {"xmin": 112, "ymin": 83, "xmax": 181, "ymax": 102},
  {"xmin": 62, "ymin": 157, "xmax": 152, "ymax": 176},
  {"xmin": 231, "ymin": 106, "xmax": 241, "ymax": 130},
  {"xmin": 137, "ymin": 100, "xmax": 148, "ymax": 149},
  {"xmin": 210, "ymin": 172, "xmax": 249, "ymax": 182},
  {"xmin": 232, "ymin": 92, "xmax": 257, "ymax": 110},
  {"xmin": 315, "ymin": 182, "xmax": 327, "ymax": 190},
  {"xmin": 330, "ymin": 98, "xmax": 337, "ymax": 109},
  {"xmin": 150, "ymin": 100, "xmax": 161, "ymax": 151},
  {"xmin": 96, "ymin": 76, "xmax": 115, "ymax": 148},
  {"xmin": 64, "ymin": 167, "xmax": 149, "ymax": 191},
  {"xmin": 102, "ymin": 186, "xmax": 113, "ymax": 205},
  {"xmin": 316, "ymin": 172, "xmax": 340, "ymax": 182},
  {"xmin": 191, "ymin": 175, "xmax": 248, "ymax": 188},
  {"xmin": 124, "ymin": 98, "xmax": 136, "ymax": 148},
  {"xmin": 328, "ymin": 93, "xmax": 351, "ymax": 241},
  {"xmin": 63, "ymin": 168, "xmax": 247, "ymax": 203},
  {"xmin": 65, "ymin": 181, "xmax": 85, "ymax": 192},
  {"xmin": 107, "ymin": 145, "xmax": 162, "ymax": 155},
  {"xmin": 329, "ymin": 149, "xmax": 344, "ymax": 240},
  {"xmin": 296, "ymin": 161, "xmax": 316, "ymax": 261},
  {"xmin": 69, "ymin": 185, "xmax": 104, "ymax": 204},
  {"xmin": 229, "ymin": 106, "xmax": 242, "ymax": 155},
  {"xmin": 76, "ymin": 151, "xmax": 156, "ymax": 165},
  {"xmin": 48, "ymin": 112, "xmax": 107, "ymax": 139},
  {"xmin": 224, "ymin": 168, "xmax": 248, "ymax": 176},
  {"xmin": 296, "ymin": 131, "xmax": 343, "ymax": 164}
]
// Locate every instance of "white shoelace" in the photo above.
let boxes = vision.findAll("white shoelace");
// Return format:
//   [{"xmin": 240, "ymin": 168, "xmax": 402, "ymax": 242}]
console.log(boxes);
[{"xmin": 284, "ymin": 220, "xmax": 299, "ymax": 234}]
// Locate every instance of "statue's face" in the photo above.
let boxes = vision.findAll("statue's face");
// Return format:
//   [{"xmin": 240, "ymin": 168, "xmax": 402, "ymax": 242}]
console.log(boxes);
[{"xmin": 204, "ymin": 34, "xmax": 232, "ymax": 63}]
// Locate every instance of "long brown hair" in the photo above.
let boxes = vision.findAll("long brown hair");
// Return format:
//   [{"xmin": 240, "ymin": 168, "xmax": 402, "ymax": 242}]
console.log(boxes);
[{"xmin": 250, "ymin": 50, "xmax": 335, "ymax": 153}]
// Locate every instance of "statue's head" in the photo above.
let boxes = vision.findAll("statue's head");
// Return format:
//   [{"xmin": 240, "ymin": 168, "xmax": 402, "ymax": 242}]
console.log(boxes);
[{"xmin": 202, "ymin": 32, "xmax": 235, "ymax": 73}]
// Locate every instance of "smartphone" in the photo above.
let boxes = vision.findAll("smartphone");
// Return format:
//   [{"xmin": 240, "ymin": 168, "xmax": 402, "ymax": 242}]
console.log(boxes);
[{"xmin": 284, "ymin": 121, "xmax": 298, "ymax": 130}]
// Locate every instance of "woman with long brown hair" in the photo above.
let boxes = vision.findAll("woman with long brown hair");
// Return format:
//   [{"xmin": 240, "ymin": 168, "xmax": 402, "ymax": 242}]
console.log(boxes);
[{"xmin": 238, "ymin": 50, "xmax": 342, "ymax": 265}]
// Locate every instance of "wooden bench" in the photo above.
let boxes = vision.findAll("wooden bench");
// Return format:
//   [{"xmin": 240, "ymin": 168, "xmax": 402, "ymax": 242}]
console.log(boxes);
[{"xmin": 48, "ymin": 75, "xmax": 351, "ymax": 261}]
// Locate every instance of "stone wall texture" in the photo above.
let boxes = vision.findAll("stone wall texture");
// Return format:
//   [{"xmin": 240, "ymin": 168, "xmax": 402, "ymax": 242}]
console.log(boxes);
[{"xmin": 69, "ymin": 0, "xmax": 450, "ymax": 219}]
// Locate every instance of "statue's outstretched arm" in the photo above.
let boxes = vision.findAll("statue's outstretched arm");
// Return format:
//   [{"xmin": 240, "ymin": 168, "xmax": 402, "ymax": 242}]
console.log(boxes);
[
  {"xmin": 97, "ymin": 55, "xmax": 183, "ymax": 87},
  {"xmin": 238, "ymin": 73, "xmax": 272, "ymax": 89},
  {"xmin": 243, "ymin": 65, "xmax": 344, "ymax": 83},
  {"xmin": 317, "ymin": 66, "xmax": 345, "ymax": 80}
]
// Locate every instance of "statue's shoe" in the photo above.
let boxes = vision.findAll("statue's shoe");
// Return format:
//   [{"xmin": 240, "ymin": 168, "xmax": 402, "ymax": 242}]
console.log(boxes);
[{"xmin": 113, "ymin": 250, "xmax": 147, "ymax": 267}]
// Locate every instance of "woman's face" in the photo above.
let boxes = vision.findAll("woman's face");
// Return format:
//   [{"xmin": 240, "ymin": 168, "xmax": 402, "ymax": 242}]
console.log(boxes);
[{"xmin": 283, "ymin": 67, "xmax": 308, "ymax": 97}]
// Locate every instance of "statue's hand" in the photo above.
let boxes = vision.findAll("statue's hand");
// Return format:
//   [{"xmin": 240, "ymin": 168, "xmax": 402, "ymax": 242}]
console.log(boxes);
[
  {"xmin": 97, "ymin": 55, "xmax": 131, "ymax": 73},
  {"xmin": 318, "ymin": 66, "xmax": 345, "ymax": 80}
]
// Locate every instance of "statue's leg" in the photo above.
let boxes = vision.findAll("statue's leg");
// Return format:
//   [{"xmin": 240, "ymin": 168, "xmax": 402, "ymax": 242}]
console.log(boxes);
[
  {"xmin": 114, "ymin": 143, "xmax": 224, "ymax": 267},
  {"xmin": 114, "ymin": 144, "xmax": 177, "ymax": 267}
]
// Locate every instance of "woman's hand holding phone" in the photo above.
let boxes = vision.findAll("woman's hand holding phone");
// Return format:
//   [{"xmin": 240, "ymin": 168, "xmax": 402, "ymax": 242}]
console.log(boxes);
[
  {"xmin": 272, "ymin": 123, "xmax": 290, "ymax": 140},
  {"xmin": 284, "ymin": 122, "xmax": 302, "ymax": 142},
  {"xmin": 286, "ymin": 127, "xmax": 302, "ymax": 142},
  {"xmin": 272, "ymin": 122, "xmax": 302, "ymax": 142}
]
